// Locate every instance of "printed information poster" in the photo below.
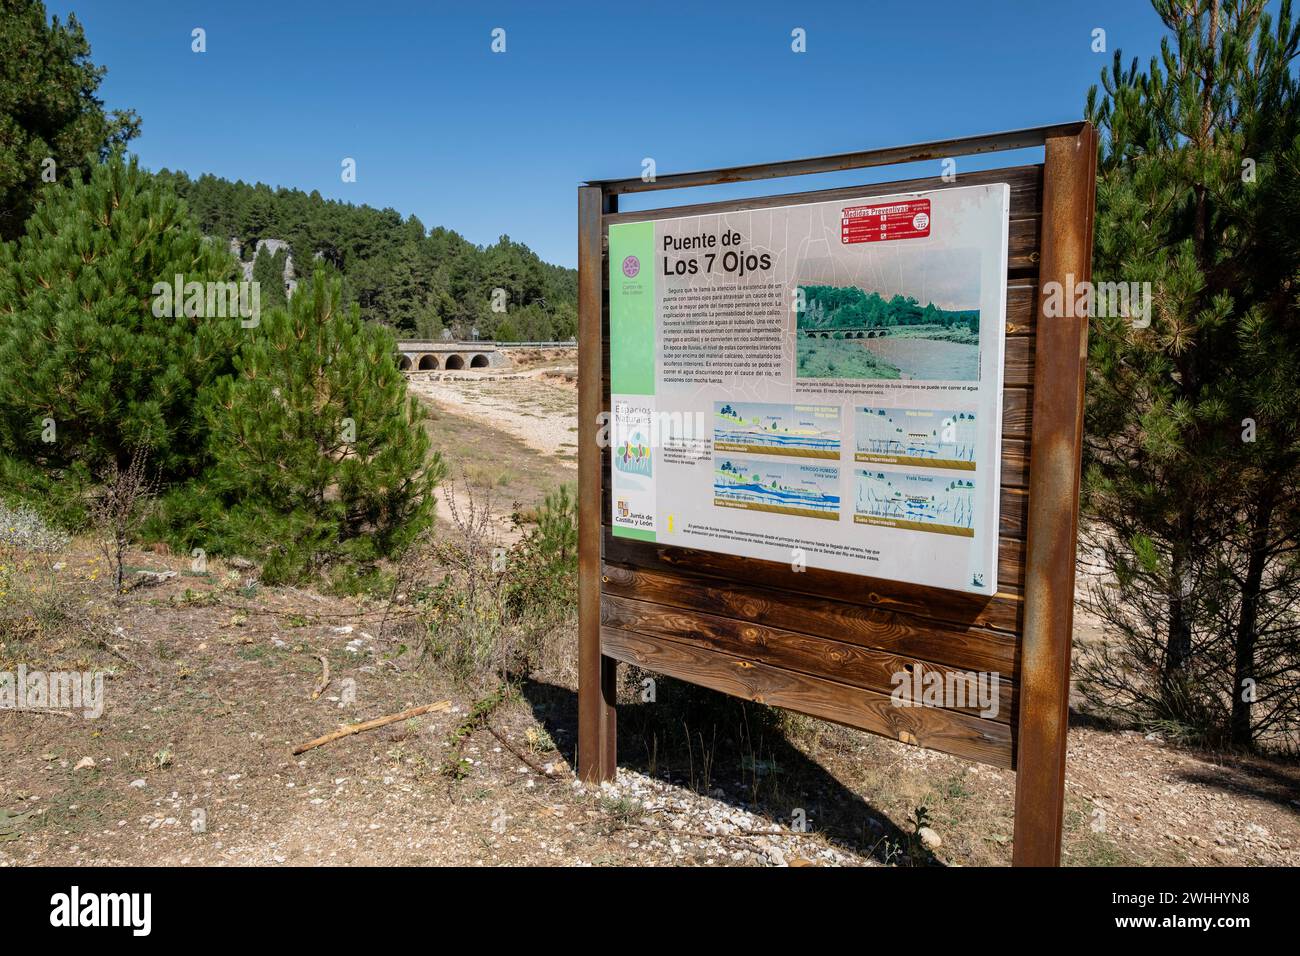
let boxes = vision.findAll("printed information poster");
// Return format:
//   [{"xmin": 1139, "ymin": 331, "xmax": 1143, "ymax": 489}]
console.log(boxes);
[{"xmin": 608, "ymin": 183, "xmax": 1008, "ymax": 595}]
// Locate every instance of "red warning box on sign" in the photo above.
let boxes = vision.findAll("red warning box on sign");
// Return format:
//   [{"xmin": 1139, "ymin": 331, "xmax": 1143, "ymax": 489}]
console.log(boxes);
[{"xmin": 841, "ymin": 199, "xmax": 931, "ymax": 244}]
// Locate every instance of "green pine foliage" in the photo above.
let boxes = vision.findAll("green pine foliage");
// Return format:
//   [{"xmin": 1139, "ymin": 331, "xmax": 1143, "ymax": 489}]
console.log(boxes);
[
  {"xmin": 251, "ymin": 244, "xmax": 289, "ymax": 312},
  {"xmin": 1081, "ymin": 0, "xmax": 1300, "ymax": 749},
  {"xmin": 164, "ymin": 271, "xmax": 442, "ymax": 585},
  {"xmin": 507, "ymin": 484, "xmax": 577, "ymax": 618},
  {"xmin": 0, "ymin": 0, "xmax": 140, "ymax": 240},
  {"xmin": 0, "ymin": 155, "xmax": 239, "ymax": 480},
  {"xmin": 151, "ymin": 170, "xmax": 577, "ymax": 341}
]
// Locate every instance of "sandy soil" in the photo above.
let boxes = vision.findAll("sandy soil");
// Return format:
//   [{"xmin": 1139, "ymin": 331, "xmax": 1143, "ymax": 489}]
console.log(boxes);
[{"xmin": 407, "ymin": 369, "xmax": 579, "ymax": 467}]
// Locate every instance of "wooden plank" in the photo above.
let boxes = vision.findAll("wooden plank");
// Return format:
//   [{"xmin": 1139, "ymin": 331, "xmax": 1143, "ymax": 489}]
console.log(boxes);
[
  {"xmin": 1006, "ymin": 281, "xmax": 1038, "ymax": 334},
  {"xmin": 1002, "ymin": 387, "xmax": 1032, "ymax": 439},
  {"xmin": 1012, "ymin": 124, "xmax": 1098, "ymax": 866},
  {"xmin": 604, "ymin": 531, "xmax": 1024, "ymax": 634},
  {"xmin": 998, "ymin": 537, "xmax": 1026, "ymax": 590},
  {"xmin": 601, "ymin": 561, "xmax": 1019, "ymax": 673},
  {"xmin": 1002, "ymin": 438, "xmax": 1030, "ymax": 488},
  {"xmin": 601, "ymin": 626, "xmax": 1014, "ymax": 769},
  {"xmin": 602, "ymin": 593, "xmax": 1016, "ymax": 721},
  {"xmin": 577, "ymin": 185, "xmax": 612, "ymax": 782},
  {"xmin": 586, "ymin": 122, "xmax": 1083, "ymax": 194}
]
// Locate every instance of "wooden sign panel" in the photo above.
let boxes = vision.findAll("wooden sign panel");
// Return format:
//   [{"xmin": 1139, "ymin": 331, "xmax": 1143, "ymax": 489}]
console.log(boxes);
[{"xmin": 577, "ymin": 123, "xmax": 1098, "ymax": 866}]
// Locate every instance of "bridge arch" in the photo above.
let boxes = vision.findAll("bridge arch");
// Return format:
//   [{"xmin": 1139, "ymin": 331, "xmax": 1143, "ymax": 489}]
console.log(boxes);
[
  {"xmin": 417, "ymin": 354, "xmax": 439, "ymax": 370},
  {"xmin": 470, "ymin": 354, "xmax": 490, "ymax": 368},
  {"xmin": 398, "ymin": 354, "xmax": 413, "ymax": 370},
  {"xmin": 444, "ymin": 354, "xmax": 465, "ymax": 370}
]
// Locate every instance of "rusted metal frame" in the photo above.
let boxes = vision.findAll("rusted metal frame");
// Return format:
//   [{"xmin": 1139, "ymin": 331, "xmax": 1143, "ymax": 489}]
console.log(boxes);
[
  {"xmin": 1011, "ymin": 124, "xmax": 1099, "ymax": 866},
  {"xmin": 577, "ymin": 185, "xmax": 613, "ymax": 782},
  {"xmin": 587, "ymin": 122, "xmax": 1085, "ymax": 195}
]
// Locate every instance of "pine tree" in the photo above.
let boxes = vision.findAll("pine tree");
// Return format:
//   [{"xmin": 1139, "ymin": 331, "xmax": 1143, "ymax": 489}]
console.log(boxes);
[
  {"xmin": 1081, "ymin": 0, "xmax": 1300, "ymax": 748},
  {"xmin": 0, "ymin": 0, "xmax": 140, "ymax": 240},
  {"xmin": 252, "ymin": 244, "xmax": 288, "ymax": 312},
  {"xmin": 184, "ymin": 270, "xmax": 441, "ymax": 584},
  {"xmin": 0, "ymin": 155, "xmax": 239, "ymax": 481}
]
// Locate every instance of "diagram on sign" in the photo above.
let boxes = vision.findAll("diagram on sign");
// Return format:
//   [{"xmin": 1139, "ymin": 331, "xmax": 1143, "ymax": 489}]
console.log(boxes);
[
  {"xmin": 855, "ymin": 407, "xmax": 977, "ymax": 470},
  {"xmin": 713, "ymin": 457, "xmax": 840, "ymax": 520},
  {"xmin": 614, "ymin": 431, "xmax": 652, "ymax": 477},
  {"xmin": 713, "ymin": 402, "xmax": 840, "ymax": 459},
  {"xmin": 854, "ymin": 469, "xmax": 976, "ymax": 537}
]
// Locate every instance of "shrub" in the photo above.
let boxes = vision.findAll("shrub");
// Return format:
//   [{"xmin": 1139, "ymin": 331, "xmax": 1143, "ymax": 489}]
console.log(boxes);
[
  {"xmin": 164, "ymin": 270, "xmax": 440, "ymax": 585},
  {"xmin": 409, "ymin": 482, "xmax": 577, "ymax": 687},
  {"xmin": 506, "ymin": 483, "xmax": 577, "ymax": 621}
]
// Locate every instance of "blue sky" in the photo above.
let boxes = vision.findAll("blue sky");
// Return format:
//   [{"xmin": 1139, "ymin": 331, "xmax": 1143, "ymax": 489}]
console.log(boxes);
[{"xmin": 49, "ymin": 0, "xmax": 1170, "ymax": 267}]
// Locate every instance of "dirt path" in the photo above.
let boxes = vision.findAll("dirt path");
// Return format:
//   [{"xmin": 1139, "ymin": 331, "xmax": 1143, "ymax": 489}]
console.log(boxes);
[
  {"xmin": 0, "ymin": 548, "xmax": 856, "ymax": 867},
  {"xmin": 410, "ymin": 372, "xmax": 578, "ymax": 545}
]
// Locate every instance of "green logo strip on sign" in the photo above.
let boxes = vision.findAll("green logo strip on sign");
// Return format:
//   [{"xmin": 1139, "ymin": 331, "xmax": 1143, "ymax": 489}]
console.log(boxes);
[{"xmin": 609, "ymin": 221, "xmax": 656, "ymax": 396}]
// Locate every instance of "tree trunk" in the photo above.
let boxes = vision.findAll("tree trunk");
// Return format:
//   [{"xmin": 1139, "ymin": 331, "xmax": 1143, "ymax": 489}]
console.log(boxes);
[
  {"xmin": 1165, "ymin": 504, "xmax": 1196, "ymax": 674},
  {"xmin": 1230, "ymin": 483, "xmax": 1277, "ymax": 749}
]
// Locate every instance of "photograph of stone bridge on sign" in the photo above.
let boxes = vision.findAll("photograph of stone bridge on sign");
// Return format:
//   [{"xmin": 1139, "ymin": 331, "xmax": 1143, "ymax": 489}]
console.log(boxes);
[
  {"xmin": 802, "ymin": 327, "xmax": 895, "ymax": 338},
  {"xmin": 394, "ymin": 341, "xmax": 508, "ymax": 372},
  {"xmin": 796, "ymin": 280, "xmax": 982, "ymax": 381}
]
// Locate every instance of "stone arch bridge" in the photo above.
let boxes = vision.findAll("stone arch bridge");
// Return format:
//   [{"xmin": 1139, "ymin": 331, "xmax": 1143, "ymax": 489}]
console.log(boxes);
[
  {"xmin": 394, "ymin": 341, "xmax": 508, "ymax": 372},
  {"xmin": 800, "ymin": 327, "xmax": 896, "ymax": 340}
]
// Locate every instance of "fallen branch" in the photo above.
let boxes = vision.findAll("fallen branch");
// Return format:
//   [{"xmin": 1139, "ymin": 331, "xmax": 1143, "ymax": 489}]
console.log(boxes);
[
  {"xmin": 292, "ymin": 700, "xmax": 451, "ymax": 755},
  {"xmin": 123, "ymin": 569, "xmax": 178, "ymax": 592},
  {"xmin": 310, "ymin": 654, "xmax": 330, "ymax": 700},
  {"xmin": 487, "ymin": 724, "xmax": 553, "ymax": 777}
]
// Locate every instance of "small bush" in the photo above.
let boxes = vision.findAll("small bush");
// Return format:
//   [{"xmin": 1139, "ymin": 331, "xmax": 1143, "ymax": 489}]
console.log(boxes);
[
  {"xmin": 0, "ymin": 500, "xmax": 71, "ymax": 556},
  {"xmin": 0, "ymin": 502, "xmax": 102, "ymax": 665},
  {"xmin": 163, "ymin": 271, "xmax": 440, "ymax": 586},
  {"xmin": 408, "ymin": 482, "xmax": 577, "ymax": 688},
  {"xmin": 0, "ymin": 155, "xmax": 238, "ymax": 479},
  {"xmin": 506, "ymin": 484, "xmax": 576, "ymax": 622},
  {"xmin": 0, "ymin": 455, "xmax": 92, "ymax": 533}
]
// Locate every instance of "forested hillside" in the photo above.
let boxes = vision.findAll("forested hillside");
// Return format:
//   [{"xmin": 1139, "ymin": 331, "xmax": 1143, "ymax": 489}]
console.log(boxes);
[
  {"xmin": 799, "ymin": 285, "xmax": 980, "ymax": 333},
  {"xmin": 152, "ymin": 170, "xmax": 578, "ymax": 341}
]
